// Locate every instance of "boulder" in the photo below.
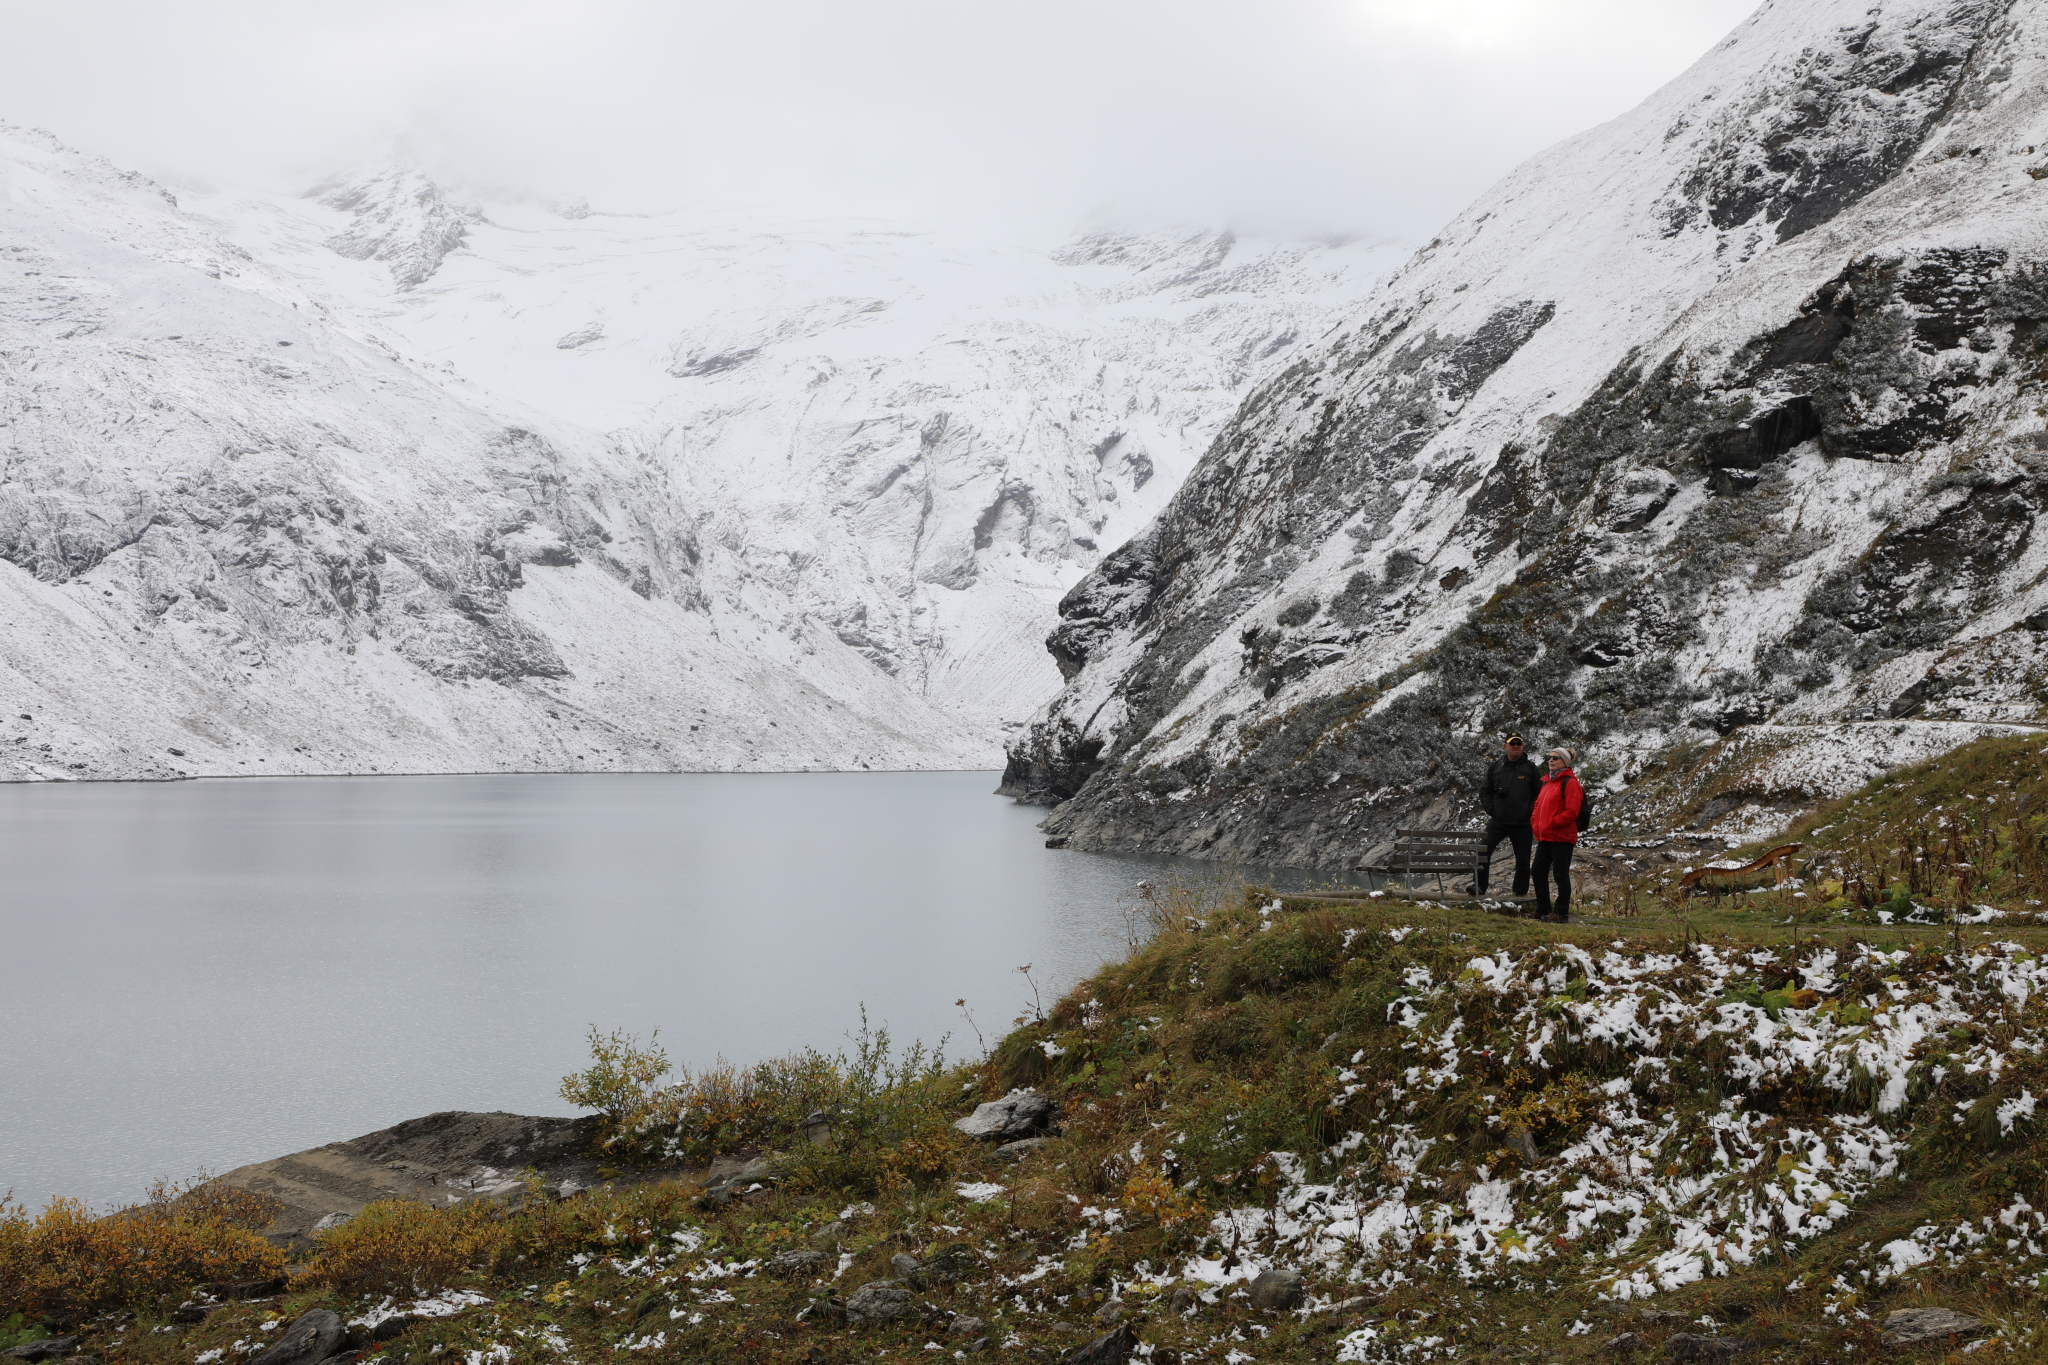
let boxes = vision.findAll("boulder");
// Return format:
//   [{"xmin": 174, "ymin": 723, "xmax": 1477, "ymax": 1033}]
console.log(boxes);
[
  {"xmin": 1093, "ymin": 1298, "xmax": 1124, "ymax": 1323},
  {"xmin": 1666, "ymin": 1335, "xmax": 1754, "ymax": 1362},
  {"xmin": 248, "ymin": 1311, "xmax": 346, "ymax": 1365},
  {"xmin": 1057, "ymin": 1324, "xmax": 1135, "ymax": 1365},
  {"xmin": 844, "ymin": 1280, "xmax": 916, "ymax": 1325},
  {"xmin": 764, "ymin": 1249, "xmax": 828, "ymax": 1278},
  {"xmin": 1881, "ymin": 1307, "xmax": 1984, "ymax": 1346},
  {"xmin": 1247, "ymin": 1268, "xmax": 1304, "ymax": 1311},
  {"xmin": 1168, "ymin": 1286, "xmax": 1199, "ymax": 1314},
  {"xmin": 948, "ymin": 1316, "xmax": 988, "ymax": 1338},
  {"xmin": 1603, "ymin": 1332, "xmax": 1639, "ymax": 1354},
  {"xmin": 1, "ymin": 1341, "xmax": 79, "ymax": 1364},
  {"xmin": 954, "ymin": 1089, "xmax": 1057, "ymax": 1142},
  {"xmin": 368, "ymin": 1315, "xmax": 419, "ymax": 1343},
  {"xmin": 811, "ymin": 1219, "xmax": 850, "ymax": 1247}
]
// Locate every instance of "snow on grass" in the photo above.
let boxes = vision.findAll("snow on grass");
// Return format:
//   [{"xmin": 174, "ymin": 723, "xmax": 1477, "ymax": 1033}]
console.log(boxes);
[{"xmin": 1170, "ymin": 935, "xmax": 2048, "ymax": 1304}]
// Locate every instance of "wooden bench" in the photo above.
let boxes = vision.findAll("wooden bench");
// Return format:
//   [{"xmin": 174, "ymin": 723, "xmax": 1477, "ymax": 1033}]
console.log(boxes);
[{"xmin": 1360, "ymin": 828, "xmax": 1488, "ymax": 895}]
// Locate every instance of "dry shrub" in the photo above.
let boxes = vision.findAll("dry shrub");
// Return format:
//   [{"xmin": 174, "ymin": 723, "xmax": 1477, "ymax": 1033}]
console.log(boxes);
[
  {"xmin": 0, "ymin": 1179, "xmax": 284, "ymax": 1319},
  {"xmin": 295, "ymin": 1198, "xmax": 513, "ymax": 1296}
]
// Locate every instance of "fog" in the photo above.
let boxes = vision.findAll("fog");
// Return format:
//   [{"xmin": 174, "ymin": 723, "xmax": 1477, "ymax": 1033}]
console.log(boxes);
[{"xmin": 1, "ymin": 0, "xmax": 1757, "ymax": 238}]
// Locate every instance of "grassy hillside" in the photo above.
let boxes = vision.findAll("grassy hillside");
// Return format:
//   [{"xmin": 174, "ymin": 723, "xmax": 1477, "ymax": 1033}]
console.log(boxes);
[{"xmin": 12, "ymin": 737, "xmax": 2048, "ymax": 1363}]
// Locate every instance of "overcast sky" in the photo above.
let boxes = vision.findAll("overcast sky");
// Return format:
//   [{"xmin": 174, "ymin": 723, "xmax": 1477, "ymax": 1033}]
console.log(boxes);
[{"xmin": 0, "ymin": 0, "xmax": 1757, "ymax": 240}]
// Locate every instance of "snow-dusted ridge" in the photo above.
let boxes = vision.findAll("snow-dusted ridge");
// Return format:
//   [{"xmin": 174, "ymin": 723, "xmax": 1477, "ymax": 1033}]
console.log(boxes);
[
  {"xmin": 1013, "ymin": 0, "xmax": 2048, "ymax": 863},
  {"xmin": 0, "ymin": 126, "xmax": 1402, "ymax": 780}
]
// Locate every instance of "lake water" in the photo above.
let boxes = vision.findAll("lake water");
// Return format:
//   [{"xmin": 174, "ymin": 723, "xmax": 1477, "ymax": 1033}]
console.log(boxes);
[{"xmin": 0, "ymin": 771, "xmax": 1353, "ymax": 1212}]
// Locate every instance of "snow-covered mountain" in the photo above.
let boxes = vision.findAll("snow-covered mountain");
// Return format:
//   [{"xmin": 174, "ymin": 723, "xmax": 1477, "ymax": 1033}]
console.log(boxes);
[
  {"xmin": 1010, "ymin": 0, "xmax": 2048, "ymax": 863},
  {"xmin": 189, "ymin": 182, "xmax": 1405, "ymax": 739},
  {"xmin": 0, "ymin": 124, "xmax": 1400, "ymax": 781},
  {"xmin": 0, "ymin": 126, "xmax": 996, "ymax": 779}
]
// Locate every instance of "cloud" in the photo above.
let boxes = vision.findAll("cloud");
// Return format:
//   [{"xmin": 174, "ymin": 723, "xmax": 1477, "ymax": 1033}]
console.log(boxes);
[{"xmin": 0, "ymin": 0, "xmax": 1757, "ymax": 239}]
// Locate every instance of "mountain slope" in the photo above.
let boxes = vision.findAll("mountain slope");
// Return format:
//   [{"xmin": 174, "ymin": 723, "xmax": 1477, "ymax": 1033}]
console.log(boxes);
[
  {"xmin": 0, "ymin": 125, "xmax": 986, "ymax": 779},
  {"xmin": 1008, "ymin": 0, "xmax": 2048, "ymax": 863},
  {"xmin": 191, "ymin": 184, "xmax": 1406, "ymax": 741}
]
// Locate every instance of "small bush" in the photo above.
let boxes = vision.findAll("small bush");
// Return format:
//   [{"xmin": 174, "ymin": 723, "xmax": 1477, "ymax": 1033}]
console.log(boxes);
[
  {"xmin": 0, "ymin": 1178, "xmax": 284, "ymax": 1319},
  {"xmin": 559, "ymin": 1027, "xmax": 672, "ymax": 1146},
  {"xmin": 295, "ymin": 1198, "xmax": 514, "ymax": 1296}
]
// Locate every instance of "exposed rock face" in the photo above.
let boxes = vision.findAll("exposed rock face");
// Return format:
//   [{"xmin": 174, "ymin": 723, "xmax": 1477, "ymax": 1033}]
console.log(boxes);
[
  {"xmin": 310, "ymin": 166, "xmax": 480, "ymax": 288},
  {"xmin": 214, "ymin": 1110, "xmax": 602, "ymax": 1249},
  {"xmin": 1010, "ymin": 0, "xmax": 2048, "ymax": 863}
]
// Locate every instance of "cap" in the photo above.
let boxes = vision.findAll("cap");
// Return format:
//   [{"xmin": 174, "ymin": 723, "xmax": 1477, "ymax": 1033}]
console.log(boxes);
[{"xmin": 1505, "ymin": 734, "xmax": 1524, "ymax": 745}]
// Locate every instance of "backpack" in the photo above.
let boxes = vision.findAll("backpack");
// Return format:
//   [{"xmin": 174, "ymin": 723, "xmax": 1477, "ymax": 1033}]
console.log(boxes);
[{"xmin": 1576, "ymin": 781, "xmax": 1593, "ymax": 832}]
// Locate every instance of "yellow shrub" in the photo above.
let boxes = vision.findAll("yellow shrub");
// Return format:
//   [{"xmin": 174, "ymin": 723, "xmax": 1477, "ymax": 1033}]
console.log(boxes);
[
  {"xmin": 1120, "ymin": 1165, "xmax": 1207, "ymax": 1229},
  {"xmin": 0, "ymin": 1190, "xmax": 284, "ymax": 1317},
  {"xmin": 295, "ymin": 1199, "xmax": 512, "ymax": 1296}
]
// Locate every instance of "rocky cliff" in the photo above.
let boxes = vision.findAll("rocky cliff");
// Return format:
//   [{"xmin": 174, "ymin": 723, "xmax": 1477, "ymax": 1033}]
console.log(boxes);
[{"xmin": 1009, "ymin": 0, "xmax": 2048, "ymax": 865}]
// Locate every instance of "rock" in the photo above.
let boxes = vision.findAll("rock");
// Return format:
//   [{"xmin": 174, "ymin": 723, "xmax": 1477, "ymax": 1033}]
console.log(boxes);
[
  {"xmin": 1504, "ymin": 1126, "xmax": 1540, "ymax": 1161},
  {"xmin": 967, "ymin": 1338, "xmax": 991, "ymax": 1354},
  {"xmin": 1093, "ymin": 1298, "xmax": 1124, "ymax": 1323},
  {"xmin": 695, "ymin": 1184, "xmax": 737, "ymax": 1213},
  {"xmin": 1247, "ymin": 1268, "xmax": 1304, "ymax": 1311},
  {"xmin": 215, "ymin": 1112, "xmax": 603, "ymax": 1251},
  {"xmin": 996, "ymin": 1136, "xmax": 1054, "ymax": 1162},
  {"xmin": 248, "ymin": 1311, "xmax": 346, "ymax": 1365},
  {"xmin": 1604, "ymin": 1334, "xmax": 1639, "ymax": 1355},
  {"xmin": 1638, "ymin": 1309, "xmax": 1688, "ymax": 1324},
  {"xmin": 207, "ymin": 1276, "xmax": 288, "ymax": 1300},
  {"xmin": 811, "ymin": 1219, "xmax": 850, "ymax": 1247},
  {"xmin": 954, "ymin": 1088, "xmax": 1057, "ymax": 1141},
  {"xmin": 948, "ymin": 1316, "xmax": 988, "ymax": 1338},
  {"xmin": 1665, "ymin": 1335, "xmax": 1754, "ymax": 1362},
  {"xmin": 1881, "ymin": 1307, "xmax": 1985, "ymax": 1346},
  {"xmin": 844, "ymin": 1280, "xmax": 916, "ymax": 1325},
  {"xmin": 800, "ymin": 1109, "xmax": 836, "ymax": 1143},
  {"xmin": 1, "ymin": 1342, "xmax": 78, "ymax": 1364},
  {"xmin": 1168, "ymin": 1286, "xmax": 1199, "ymax": 1314},
  {"xmin": 1057, "ymin": 1323, "xmax": 1135, "ymax": 1365},
  {"xmin": 923, "ymin": 1244, "xmax": 981, "ymax": 1283},
  {"xmin": 765, "ymin": 1249, "xmax": 828, "ymax": 1278},
  {"xmin": 171, "ymin": 1304, "xmax": 211, "ymax": 1325},
  {"xmin": 1323, "ymin": 1296, "xmax": 1369, "ymax": 1314},
  {"xmin": 368, "ymin": 1315, "xmax": 419, "ymax": 1342},
  {"xmin": 891, "ymin": 1251, "xmax": 923, "ymax": 1278},
  {"xmin": 310, "ymin": 1212, "xmax": 350, "ymax": 1234}
]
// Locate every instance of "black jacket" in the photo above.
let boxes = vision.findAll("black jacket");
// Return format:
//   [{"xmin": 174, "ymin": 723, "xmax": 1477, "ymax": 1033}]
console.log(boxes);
[{"xmin": 1480, "ymin": 754, "xmax": 1542, "ymax": 825}]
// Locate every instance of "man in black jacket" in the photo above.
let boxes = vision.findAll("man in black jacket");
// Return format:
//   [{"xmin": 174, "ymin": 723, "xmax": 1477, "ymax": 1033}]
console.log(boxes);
[{"xmin": 1473, "ymin": 734, "xmax": 1540, "ymax": 899}]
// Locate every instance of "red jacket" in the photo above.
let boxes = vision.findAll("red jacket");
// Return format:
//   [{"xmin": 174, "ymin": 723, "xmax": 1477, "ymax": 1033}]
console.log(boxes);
[{"xmin": 1531, "ymin": 768, "xmax": 1583, "ymax": 844}]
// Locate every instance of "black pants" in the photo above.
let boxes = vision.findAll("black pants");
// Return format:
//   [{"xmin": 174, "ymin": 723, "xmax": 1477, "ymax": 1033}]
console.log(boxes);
[
  {"xmin": 1532, "ymin": 841, "xmax": 1574, "ymax": 920},
  {"xmin": 1476, "ymin": 819, "xmax": 1532, "ymax": 896}
]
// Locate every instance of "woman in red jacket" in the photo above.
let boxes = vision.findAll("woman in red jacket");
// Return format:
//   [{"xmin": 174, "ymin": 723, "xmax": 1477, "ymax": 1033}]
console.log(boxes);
[{"xmin": 1529, "ymin": 747, "xmax": 1583, "ymax": 923}]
